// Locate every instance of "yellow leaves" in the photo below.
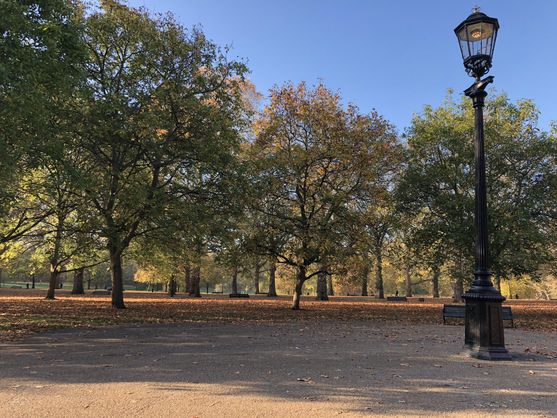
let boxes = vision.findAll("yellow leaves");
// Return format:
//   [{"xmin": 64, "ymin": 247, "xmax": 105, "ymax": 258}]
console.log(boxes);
[
  {"xmin": 134, "ymin": 267, "xmax": 165, "ymax": 284},
  {"xmin": 202, "ymin": 97, "xmax": 218, "ymax": 107},
  {"xmin": 155, "ymin": 128, "xmax": 168, "ymax": 137}
]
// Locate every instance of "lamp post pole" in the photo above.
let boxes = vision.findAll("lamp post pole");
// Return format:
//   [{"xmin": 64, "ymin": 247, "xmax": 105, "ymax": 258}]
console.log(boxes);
[
  {"xmin": 461, "ymin": 76, "xmax": 510, "ymax": 360},
  {"xmin": 455, "ymin": 8, "xmax": 511, "ymax": 361},
  {"xmin": 467, "ymin": 76, "xmax": 493, "ymax": 287}
]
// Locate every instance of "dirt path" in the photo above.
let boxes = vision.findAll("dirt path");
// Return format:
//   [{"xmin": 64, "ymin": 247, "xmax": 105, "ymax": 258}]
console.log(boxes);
[{"xmin": 0, "ymin": 322, "xmax": 556, "ymax": 417}]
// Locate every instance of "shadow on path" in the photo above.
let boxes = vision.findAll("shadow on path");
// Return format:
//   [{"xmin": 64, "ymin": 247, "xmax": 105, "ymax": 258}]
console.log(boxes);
[{"xmin": 0, "ymin": 322, "xmax": 556, "ymax": 416}]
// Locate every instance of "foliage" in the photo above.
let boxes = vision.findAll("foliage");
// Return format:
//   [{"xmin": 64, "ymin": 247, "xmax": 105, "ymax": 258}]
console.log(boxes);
[
  {"xmin": 248, "ymin": 82, "xmax": 400, "ymax": 308},
  {"xmin": 0, "ymin": 0, "xmax": 84, "ymax": 244},
  {"xmin": 0, "ymin": 1, "xmax": 555, "ymax": 316},
  {"xmin": 71, "ymin": 0, "xmax": 247, "ymax": 307},
  {"xmin": 399, "ymin": 93, "xmax": 556, "ymax": 297}
]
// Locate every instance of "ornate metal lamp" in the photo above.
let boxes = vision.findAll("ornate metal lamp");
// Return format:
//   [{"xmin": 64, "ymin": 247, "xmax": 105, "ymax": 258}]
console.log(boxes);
[
  {"xmin": 454, "ymin": 9, "xmax": 511, "ymax": 360},
  {"xmin": 455, "ymin": 8, "xmax": 499, "ymax": 80}
]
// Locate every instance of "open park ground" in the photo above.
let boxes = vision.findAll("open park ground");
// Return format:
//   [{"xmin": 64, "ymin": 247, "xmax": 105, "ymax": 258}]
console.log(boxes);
[
  {"xmin": 0, "ymin": 290, "xmax": 556, "ymax": 417},
  {"xmin": 0, "ymin": 290, "xmax": 557, "ymax": 341}
]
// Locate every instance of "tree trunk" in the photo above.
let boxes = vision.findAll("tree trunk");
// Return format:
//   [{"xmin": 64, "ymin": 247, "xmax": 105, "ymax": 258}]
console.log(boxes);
[
  {"xmin": 46, "ymin": 220, "xmax": 63, "ymax": 299},
  {"xmin": 184, "ymin": 264, "xmax": 192, "ymax": 294},
  {"xmin": 405, "ymin": 265, "xmax": 413, "ymax": 297},
  {"xmin": 432, "ymin": 266, "xmax": 440, "ymax": 298},
  {"xmin": 452, "ymin": 275, "xmax": 464, "ymax": 302},
  {"xmin": 327, "ymin": 274, "xmax": 334, "ymax": 296},
  {"xmin": 231, "ymin": 266, "xmax": 239, "ymax": 294},
  {"xmin": 45, "ymin": 269, "xmax": 58, "ymax": 300},
  {"xmin": 71, "ymin": 268, "xmax": 85, "ymax": 294},
  {"xmin": 493, "ymin": 274, "xmax": 501, "ymax": 292},
  {"xmin": 254, "ymin": 259, "xmax": 261, "ymax": 294},
  {"xmin": 452, "ymin": 256, "xmax": 465, "ymax": 302},
  {"xmin": 291, "ymin": 266, "xmax": 306, "ymax": 310},
  {"xmin": 361, "ymin": 266, "xmax": 369, "ymax": 296},
  {"xmin": 168, "ymin": 275, "xmax": 177, "ymax": 297},
  {"xmin": 31, "ymin": 274, "xmax": 36, "ymax": 289},
  {"xmin": 267, "ymin": 259, "xmax": 277, "ymax": 297},
  {"xmin": 110, "ymin": 250, "xmax": 125, "ymax": 309},
  {"xmin": 316, "ymin": 270, "xmax": 329, "ymax": 301},
  {"xmin": 374, "ymin": 248, "xmax": 384, "ymax": 299},
  {"xmin": 190, "ymin": 266, "xmax": 201, "ymax": 297}
]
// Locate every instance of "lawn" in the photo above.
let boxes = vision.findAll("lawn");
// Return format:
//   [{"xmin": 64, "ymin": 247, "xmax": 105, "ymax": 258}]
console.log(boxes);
[{"xmin": 0, "ymin": 289, "xmax": 556, "ymax": 341}]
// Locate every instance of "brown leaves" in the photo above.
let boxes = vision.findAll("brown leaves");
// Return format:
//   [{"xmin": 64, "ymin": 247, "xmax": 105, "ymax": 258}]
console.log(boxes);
[{"xmin": 0, "ymin": 289, "xmax": 556, "ymax": 341}]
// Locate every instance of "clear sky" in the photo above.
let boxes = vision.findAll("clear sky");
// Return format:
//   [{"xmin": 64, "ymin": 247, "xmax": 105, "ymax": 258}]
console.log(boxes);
[{"xmin": 127, "ymin": 0, "xmax": 556, "ymax": 133}]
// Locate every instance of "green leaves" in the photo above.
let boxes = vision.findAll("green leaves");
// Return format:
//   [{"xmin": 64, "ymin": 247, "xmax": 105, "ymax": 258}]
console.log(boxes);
[
  {"xmin": 248, "ymin": 82, "xmax": 401, "ymax": 304},
  {"xmin": 0, "ymin": 0, "xmax": 85, "ymax": 244},
  {"xmin": 400, "ymin": 92, "xmax": 557, "ymax": 285}
]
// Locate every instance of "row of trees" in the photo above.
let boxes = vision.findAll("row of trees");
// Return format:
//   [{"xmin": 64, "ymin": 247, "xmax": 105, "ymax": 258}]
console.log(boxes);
[{"xmin": 1, "ymin": 0, "xmax": 556, "ymax": 309}]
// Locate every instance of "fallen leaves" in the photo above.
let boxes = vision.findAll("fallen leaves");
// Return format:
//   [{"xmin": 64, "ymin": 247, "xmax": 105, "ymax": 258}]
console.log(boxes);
[{"xmin": 0, "ymin": 289, "xmax": 556, "ymax": 342}]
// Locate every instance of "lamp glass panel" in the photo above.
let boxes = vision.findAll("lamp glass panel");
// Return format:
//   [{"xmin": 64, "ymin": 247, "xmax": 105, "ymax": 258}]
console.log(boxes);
[
  {"xmin": 457, "ymin": 27, "xmax": 471, "ymax": 59},
  {"xmin": 466, "ymin": 22, "xmax": 494, "ymax": 41},
  {"xmin": 466, "ymin": 22, "xmax": 496, "ymax": 57}
]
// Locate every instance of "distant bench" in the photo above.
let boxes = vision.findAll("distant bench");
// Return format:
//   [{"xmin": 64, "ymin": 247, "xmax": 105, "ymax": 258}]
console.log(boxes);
[
  {"xmin": 386, "ymin": 296, "xmax": 408, "ymax": 302},
  {"xmin": 229, "ymin": 293, "xmax": 249, "ymax": 298},
  {"xmin": 91, "ymin": 290, "xmax": 111, "ymax": 295},
  {"xmin": 442, "ymin": 304, "xmax": 514, "ymax": 327}
]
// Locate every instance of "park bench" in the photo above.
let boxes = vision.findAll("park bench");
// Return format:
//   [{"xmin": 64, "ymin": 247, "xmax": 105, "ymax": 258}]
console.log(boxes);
[
  {"xmin": 229, "ymin": 293, "xmax": 250, "ymax": 298},
  {"xmin": 442, "ymin": 304, "xmax": 514, "ymax": 327},
  {"xmin": 386, "ymin": 296, "xmax": 408, "ymax": 302},
  {"xmin": 91, "ymin": 290, "xmax": 111, "ymax": 295}
]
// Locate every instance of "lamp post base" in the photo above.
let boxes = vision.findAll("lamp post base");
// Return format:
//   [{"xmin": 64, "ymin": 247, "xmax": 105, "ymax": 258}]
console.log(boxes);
[
  {"xmin": 464, "ymin": 344, "xmax": 512, "ymax": 361},
  {"xmin": 463, "ymin": 291, "xmax": 511, "ymax": 361}
]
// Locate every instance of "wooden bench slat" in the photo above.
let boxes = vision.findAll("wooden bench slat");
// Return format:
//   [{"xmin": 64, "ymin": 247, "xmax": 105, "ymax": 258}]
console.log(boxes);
[
  {"xmin": 229, "ymin": 293, "xmax": 250, "ymax": 298},
  {"xmin": 442, "ymin": 304, "xmax": 513, "ymax": 327},
  {"xmin": 386, "ymin": 296, "xmax": 408, "ymax": 302}
]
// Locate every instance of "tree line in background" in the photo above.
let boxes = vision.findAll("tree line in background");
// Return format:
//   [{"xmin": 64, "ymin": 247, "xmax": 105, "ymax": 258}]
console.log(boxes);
[{"xmin": 1, "ymin": 0, "xmax": 556, "ymax": 309}]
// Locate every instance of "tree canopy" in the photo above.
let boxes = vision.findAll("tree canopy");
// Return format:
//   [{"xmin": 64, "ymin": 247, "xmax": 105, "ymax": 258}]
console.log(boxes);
[{"xmin": 0, "ymin": 1, "xmax": 555, "ymax": 309}]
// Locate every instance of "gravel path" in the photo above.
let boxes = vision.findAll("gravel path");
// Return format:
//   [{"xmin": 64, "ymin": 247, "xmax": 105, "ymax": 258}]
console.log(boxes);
[{"xmin": 0, "ymin": 322, "xmax": 556, "ymax": 417}]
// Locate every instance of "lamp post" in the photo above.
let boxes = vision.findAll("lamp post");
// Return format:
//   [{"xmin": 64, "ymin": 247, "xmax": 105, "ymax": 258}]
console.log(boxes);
[{"xmin": 454, "ymin": 8, "xmax": 511, "ymax": 360}]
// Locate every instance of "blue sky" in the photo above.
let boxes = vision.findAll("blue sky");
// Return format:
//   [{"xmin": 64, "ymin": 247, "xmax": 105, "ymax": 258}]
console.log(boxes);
[{"xmin": 127, "ymin": 0, "xmax": 556, "ymax": 133}]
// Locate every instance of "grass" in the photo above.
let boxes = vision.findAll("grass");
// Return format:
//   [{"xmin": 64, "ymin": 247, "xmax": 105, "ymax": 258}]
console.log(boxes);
[{"xmin": 0, "ymin": 289, "xmax": 556, "ymax": 341}]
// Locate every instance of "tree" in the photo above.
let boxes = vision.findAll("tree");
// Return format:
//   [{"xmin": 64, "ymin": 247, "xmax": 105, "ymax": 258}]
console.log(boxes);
[
  {"xmin": 315, "ymin": 266, "xmax": 329, "ymax": 301},
  {"xmin": 250, "ymin": 82, "xmax": 398, "ymax": 309},
  {"xmin": 363, "ymin": 203, "xmax": 397, "ymax": 299},
  {"xmin": 71, "ymin": 267, "xmax": 85, "ymax": 294},
  {"xmin": 2, "ymin": 155, "xmax": 102, "ymax": 300},
  {"xmin": 0, "ymin": 0, "xmax": 84, "ymax": 245},
  {"xmin": 399, "ymin": 93, "xmax": 556, "ymax": 299},
  {"xmin": 349, "ymin": 136, "xmax": 403, "ymax": 300},
  {"xmin": 267, "ymin": 257, "xmax": 278, "ymax": 297},
  {"xmin": 75, "ymin": 0, "xmax": 247, "ymax": 308}
]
